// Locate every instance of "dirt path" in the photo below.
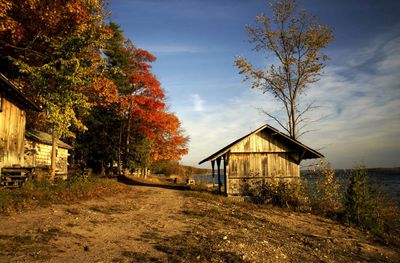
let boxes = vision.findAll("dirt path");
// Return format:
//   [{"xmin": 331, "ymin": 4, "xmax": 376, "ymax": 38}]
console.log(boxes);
[
  {"xmin": 0, "ymin": 185, "xmax": 190, "ymax": 262},
  {"xmin": 0, "ymin": 180, "xmax": 399, "ymax": 262}
]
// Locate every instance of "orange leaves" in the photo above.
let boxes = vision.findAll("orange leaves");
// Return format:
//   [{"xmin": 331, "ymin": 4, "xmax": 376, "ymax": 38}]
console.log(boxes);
[
  {"xmin": 0, "ymin": 0, "xmax": 107, "ymax": 48},
  {"xmin": 130, "ymin": 71, "xmax": 164, "ymax": 99},
  {"xmin": 113, "ymin": 44, "xmax": 188, "ymax": 161},
  {"xmin": 146, "ymin": 112, "xmax": 188, "ymax": 161},
  {"xmin": 89, "ymin": 76, "xmax": 119, "ymax": 107}
]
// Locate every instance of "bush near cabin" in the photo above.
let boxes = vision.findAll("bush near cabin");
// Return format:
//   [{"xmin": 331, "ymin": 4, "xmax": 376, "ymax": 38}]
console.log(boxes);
[{"xmin": 243, "ymin": 162, "xmax": 399, "ymax": 239}]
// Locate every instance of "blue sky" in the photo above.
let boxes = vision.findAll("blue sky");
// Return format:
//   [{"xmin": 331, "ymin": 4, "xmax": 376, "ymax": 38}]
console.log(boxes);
[{"xmin": 109, "ymin": 0, "xmax": 400, "ymax": 169}]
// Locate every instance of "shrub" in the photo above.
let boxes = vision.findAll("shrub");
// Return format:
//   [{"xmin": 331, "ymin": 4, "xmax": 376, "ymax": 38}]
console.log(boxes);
[
  {"xmin": 306, "ymin": 160, "xmax": 342, "ymax": 216},
  {"xmin": 243, "ymin": 179, "xmax": 310, "ymax": 211},
  {"xmin": 66, "ymin": 168, "xmax": 92, "ymax": 183},
  {"xmin": 344, "ymin": 167, "xmax": 376, "ymax": 228},
  {"xmin": 344, "ymin": 166, "xmax": 400, "ymax": 238}
]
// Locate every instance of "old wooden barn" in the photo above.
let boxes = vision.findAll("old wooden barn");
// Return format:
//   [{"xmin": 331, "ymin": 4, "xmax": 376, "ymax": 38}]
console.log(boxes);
[
  {"xmin": 199, "ymin": 124, "xmax": 323, "ymax": 196},
  {"xmin": 25, "ymin": 129, "xmax": 72, "ymax": 179},
  {"xmin": 0, "ymin": 73, "xmax": 40, "ymax": 186}
]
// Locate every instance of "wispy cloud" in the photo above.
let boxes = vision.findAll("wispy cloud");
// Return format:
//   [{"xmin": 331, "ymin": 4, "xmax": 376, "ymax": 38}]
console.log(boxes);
[
  {"xmin": 178, "ymin": 90, "xmax": 274, "ymax": 166},
  {"xmin": 295, "ymin": 28, "xmax": 400, "ymax": 168},
  {"xmin": 177, "ymin": 26, "xmax": 400, "ymax": 169}
]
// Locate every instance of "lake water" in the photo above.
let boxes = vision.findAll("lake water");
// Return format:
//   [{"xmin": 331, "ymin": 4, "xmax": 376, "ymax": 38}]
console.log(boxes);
[{"xmin": 192, "ymin": 173, "xmax": 400, "ymax": 203}]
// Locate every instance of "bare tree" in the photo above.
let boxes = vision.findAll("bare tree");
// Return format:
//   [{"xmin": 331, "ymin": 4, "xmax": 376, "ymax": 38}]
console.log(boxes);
[{"xmin": 235, "ymin": 0, "xmax": 333, "ymax": 139}]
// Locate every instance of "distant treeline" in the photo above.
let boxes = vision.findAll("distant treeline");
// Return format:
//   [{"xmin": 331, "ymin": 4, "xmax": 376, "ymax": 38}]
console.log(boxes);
[
  {"xmin": 302, "ymin": 167, "xmax": 400, "ymax": 177},
  {"xmin": 366, "ymin": 167, "xmax": 400, "ymax": 176},
  {"xmin": 151, "ymin": 160, "xmax": 211, "ymax": 176}
]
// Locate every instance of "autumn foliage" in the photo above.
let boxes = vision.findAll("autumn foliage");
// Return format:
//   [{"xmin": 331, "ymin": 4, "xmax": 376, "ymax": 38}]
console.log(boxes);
[{"xmin": 0, "ymin": 0, "xmax": 188, "ymax": 174}]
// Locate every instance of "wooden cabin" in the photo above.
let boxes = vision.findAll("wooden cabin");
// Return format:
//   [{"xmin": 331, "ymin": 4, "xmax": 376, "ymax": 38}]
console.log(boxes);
[
  {"xmin": 25, "ymin": 130, "xmax": 72, "ymax": 179},
  {"xmin": 0, "ymin": 73, "xmax": 40, "ymax": 186},
  {"xmin": 199, "ymin": 124, "xmax": 323, "ymax": 196}
]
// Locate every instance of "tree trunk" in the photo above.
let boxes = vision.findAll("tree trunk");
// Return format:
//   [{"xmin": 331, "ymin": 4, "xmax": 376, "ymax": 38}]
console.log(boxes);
[
  {"xmin": 290, "ymin": 101, "xmax": 296, "ymax": 139},
  {"xmin": 50, "ymin": 130, "xmax": 58, "ymax": 180},
  {"xmin": 124, "ymin": 114, "xmax": 131, "ymax": 176},
  {"xmin": 100, "ymin": 160, "xmax": 105, "ymax": 176},
  {"xmin": 117, "ymin": 123, "xmax": 123, "ymax": 176}
]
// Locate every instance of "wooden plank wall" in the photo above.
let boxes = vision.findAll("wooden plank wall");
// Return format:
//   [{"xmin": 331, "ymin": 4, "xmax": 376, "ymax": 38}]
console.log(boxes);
[
  {"xmin": 24, "ymin": 140, "xmax": 69, "ymax": 174},
  {"xmin": 0, "ymin": 97, "xmax": 26, "ymax": 168},
  {"xmin": 227, "ymin": 130, "xmax": 300, "ymax": 195}
]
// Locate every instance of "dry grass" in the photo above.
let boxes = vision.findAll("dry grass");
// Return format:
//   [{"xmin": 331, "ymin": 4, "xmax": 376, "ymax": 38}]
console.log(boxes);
[{"xmin": 0, "ymin": 176, "xmax": 131, "ymax": 213}]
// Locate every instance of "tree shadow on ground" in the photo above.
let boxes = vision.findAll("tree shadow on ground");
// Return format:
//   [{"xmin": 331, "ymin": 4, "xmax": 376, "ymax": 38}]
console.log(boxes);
[
  {"xmin": 120, "ymin": 228, "xmax": 244, "ymax": 262},
  {"xmin": 154, "ymin": 232, "xmax": 244, "ymax": 262},
  {"xmin": 117, "ymin": 176, "xmax": 190, "ymax": 191}
]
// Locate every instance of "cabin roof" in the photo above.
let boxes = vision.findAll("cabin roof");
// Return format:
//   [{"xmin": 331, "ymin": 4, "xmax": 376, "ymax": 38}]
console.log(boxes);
[
  {"xmin": 0, "ymin": 73, "xmax": 41, "ymax": 111},
  {"xmin": 198, "ymin": 124, "xmax": 324, "ymax": 164},
  {"xmin": 25, "ymin": 130, "xmax": 72, "ymax": 149}
]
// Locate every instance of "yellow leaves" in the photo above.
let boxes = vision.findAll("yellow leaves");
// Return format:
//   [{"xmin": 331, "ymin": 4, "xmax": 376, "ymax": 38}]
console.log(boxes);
[
  {"xmin": 235, "ymin": 56, "xmax": 253, "ymax": 75},
  {"xmin": 0, "ymin": 0, "xmax": 12, "ymax": 18},
  {"xmin": 0, "ymin": 0, "xmax": 24, "ymax": 42}
]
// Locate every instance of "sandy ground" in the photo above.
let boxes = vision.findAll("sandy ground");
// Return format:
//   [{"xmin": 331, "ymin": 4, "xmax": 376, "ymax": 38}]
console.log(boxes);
[{"xmin": 0, "ymin": 178, "xmax": 398, "ymax": 262}]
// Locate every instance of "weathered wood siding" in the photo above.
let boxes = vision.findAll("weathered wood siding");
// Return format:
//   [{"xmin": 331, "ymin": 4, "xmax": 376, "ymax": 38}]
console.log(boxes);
[
  {"xmin": 0, "ymin": 96, "xmax": 26, "ymax": 168},
  {"xmin": 230, "ymin": 130, "xmax": 288, "ymax": 153},
  {"xmin": 227, "ymin": 130, "xmax": 300, "ymax": 195},
  {"xmin": 24, "ymin": 140, "xmax": 69, "ymax": 174}
]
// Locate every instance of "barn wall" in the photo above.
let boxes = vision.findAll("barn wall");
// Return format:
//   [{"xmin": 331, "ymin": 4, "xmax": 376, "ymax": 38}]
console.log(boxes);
[
  {"xmin": 227, "ymin": 131, "xmax": 300, "ymax": 196},
  {"xmin": 0, "ymin": 96, "xmax": 26, "ymax": 168},
  {"xmin": 24, "ymin": 140, "xmax": 69, "ymax": 174},
  {"xmin": 230, "ymin": 130, "xmax": 288, "ymax": 153}
]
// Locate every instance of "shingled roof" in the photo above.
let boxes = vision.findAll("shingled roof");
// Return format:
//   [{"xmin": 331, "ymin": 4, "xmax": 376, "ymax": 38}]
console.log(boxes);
[
  {"xmin": 25, "ymin": 130, "xmax": 72, "ymax": 149},
  {"xmin": 199, "ymin": 124, "xmax": 324, "ymax": 164}
]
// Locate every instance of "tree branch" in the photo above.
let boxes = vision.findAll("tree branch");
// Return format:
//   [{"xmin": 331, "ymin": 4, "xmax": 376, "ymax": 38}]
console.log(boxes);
[
  {"xmin": 0, "ymin": 40, "xmax": 47, "ymax": 59},
  {"xmin": 258, "ymin": 108, "xmax": 290, "ymax": 134}
]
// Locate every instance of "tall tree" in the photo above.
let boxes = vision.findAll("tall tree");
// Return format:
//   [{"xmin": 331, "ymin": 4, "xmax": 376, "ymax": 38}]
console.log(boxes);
[
  {"xmin": 235, "ymin": 0, "xmax": 333, "ymax": 139},
  {"xmin": 0, "ymin": 0, "xmax": 110, "ymax": 178},
  {"xmin": 85, "ymin": 22, "xmax": 188, "ymax": 175}
]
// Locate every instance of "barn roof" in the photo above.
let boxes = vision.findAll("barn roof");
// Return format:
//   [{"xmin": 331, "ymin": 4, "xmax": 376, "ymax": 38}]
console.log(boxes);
[
  {"xmin": 0, "ymin": 73, "xmax": 41, "ymax": 111},
  {"xmin": 198, "ymin": 124, "xmax": 324, "ymax": 164},
  {"xmin": 25, "ymin": 130, "xmax": 72, "ymax": 149}
]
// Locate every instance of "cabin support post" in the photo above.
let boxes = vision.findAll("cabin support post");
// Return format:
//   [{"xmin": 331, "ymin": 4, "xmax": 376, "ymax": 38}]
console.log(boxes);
[
  {"xmin": 216, "ymin": 157, "xmax": 221, "ymax": 194},
  {"xmin": 211, "ymin": 160, "xmax": 215, "ymax": 179},
  {"xmin": 223, "ymin": 155, "xmax": 227, "ymax": 195},
  {"xmin": 297, "ymin": 149, "xmax": 306, "ymax": 165}
]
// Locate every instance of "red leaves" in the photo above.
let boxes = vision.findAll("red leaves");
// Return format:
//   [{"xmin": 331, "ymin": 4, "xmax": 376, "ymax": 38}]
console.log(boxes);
[{"xmin": 117, "ymin": 45, "xmax": 188, "ymax": 161}]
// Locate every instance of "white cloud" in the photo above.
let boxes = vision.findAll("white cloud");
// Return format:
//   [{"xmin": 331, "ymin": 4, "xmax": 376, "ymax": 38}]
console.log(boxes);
[
  {"xmin": 178, "ymin": 90, "xmax": 281, "ymax": 167},
  {"xmin": 191, "ymin": 94, "xmax": 205, "ymax": 112}
]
